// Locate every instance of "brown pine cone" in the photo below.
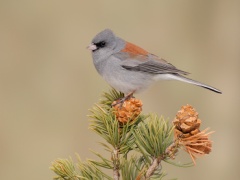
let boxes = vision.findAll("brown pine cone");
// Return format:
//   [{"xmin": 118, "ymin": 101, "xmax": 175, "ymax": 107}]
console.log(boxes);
[
  {"xmin": 173, "ymin": 105, "xmax": 201, "ymax": 138},
  {"xmin": 173, "ymin": 104, "xmax": 213, "ymax": 164},
  {"xmin": 112, "ymin": 97, "xmax": 142, "ymax": 124}
]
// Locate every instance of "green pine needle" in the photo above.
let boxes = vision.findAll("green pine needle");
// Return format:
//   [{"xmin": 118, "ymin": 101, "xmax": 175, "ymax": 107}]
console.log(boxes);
[
  {"xmin": 100, "ymin": 89, "xmax": 124, "ymax": 109},
  {"xmin": 120, "ymin": 156, "xmax": 145, "ymax": 180},
  {"xmin": 89, "ymin": 150, "xmax": 113, "ymax": 169},
  {"xmin": 50, "ymin": 158, "xmax": 80, "ymax": 180},
  {"xmin": 163, "ymin": 159, "xmax": 194, "ymax": 167},
  {"xmin": 133, "ymin": 115, "xmax": 174, "ymax": 158},
  {"xmin": 77, "ymin": 160, "xmax": 112, "ymax": 180}
]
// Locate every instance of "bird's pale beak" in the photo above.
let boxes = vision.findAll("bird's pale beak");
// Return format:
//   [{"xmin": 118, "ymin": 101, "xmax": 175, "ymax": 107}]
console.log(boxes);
[{"xmin": 87, "ymin": 43, "xmax": 97, "ymax": 51}]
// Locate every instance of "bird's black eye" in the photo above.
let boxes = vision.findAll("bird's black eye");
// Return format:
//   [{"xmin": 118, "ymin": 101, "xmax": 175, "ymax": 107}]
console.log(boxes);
[{"xmin": 96, "ymin": 41, "xmax": 106, "ymax": 48}]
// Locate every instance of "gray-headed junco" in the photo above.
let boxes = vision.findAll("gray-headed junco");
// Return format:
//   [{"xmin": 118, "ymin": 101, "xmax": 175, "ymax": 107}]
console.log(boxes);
[{"xmin": 88, "ymin": 29, "xmax": 221, "ymax": 98}]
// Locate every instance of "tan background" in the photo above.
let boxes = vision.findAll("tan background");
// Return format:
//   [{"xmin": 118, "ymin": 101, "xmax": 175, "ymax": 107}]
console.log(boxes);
[{"xmin": 0, "ymin": 0, "xmax": 239, "ymax": 179}]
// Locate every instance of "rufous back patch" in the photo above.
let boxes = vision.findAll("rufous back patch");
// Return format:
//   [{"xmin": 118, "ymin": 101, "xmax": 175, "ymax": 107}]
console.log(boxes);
[{"xmin": 121, "ymin": 42, "xmax": 148, "ymax": 55}]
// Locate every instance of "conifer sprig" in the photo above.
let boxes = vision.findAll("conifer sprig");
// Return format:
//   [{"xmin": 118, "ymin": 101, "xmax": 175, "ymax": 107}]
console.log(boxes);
[{"xmin": 50, "ymin": 88, "xmax": 214, "ymax": 180}]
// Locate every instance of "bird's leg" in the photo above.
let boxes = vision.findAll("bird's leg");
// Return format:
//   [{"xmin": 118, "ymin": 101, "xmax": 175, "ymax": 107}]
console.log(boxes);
[
  {"xmin": 112, "ymin": 92, "xmax": 134, "ymax": 107},
  {"xmin": 123, "ymin": 92, "xmax": 134, "ymax": 101}
]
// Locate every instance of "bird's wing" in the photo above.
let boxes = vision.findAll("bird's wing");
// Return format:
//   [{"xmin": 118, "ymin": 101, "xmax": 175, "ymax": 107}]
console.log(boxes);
[{"xmin": 114, "ymin": 51, "xmax": 189, "ymax": 75}]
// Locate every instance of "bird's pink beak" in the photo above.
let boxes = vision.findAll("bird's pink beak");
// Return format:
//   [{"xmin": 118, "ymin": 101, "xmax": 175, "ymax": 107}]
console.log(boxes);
[{"xmin": 87, "ymin": 43, "xmax": 97, "ymax": 51}]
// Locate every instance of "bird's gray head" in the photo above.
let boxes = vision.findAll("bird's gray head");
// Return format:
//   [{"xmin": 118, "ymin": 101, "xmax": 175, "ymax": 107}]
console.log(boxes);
[{"xmin": 87, "ymin": 29, "xmax": 125, "ymax": 58}]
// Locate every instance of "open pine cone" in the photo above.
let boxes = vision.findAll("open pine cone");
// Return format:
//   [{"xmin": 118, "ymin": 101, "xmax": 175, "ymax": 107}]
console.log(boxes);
[
  {"xmin": 112, "ymin": 97, "xmax": 142, "ymax": 124},
  {"xmin": 173, "ymin": 104, "xmax": 213, "ymax": 164},
  {"xmin": 173, "ymin": 105, "xmax": 201, "ymax": 138}
]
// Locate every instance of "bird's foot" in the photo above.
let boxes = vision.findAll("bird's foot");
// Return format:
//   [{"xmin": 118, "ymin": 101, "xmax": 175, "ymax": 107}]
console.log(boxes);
[{"xmin": 111, "ymin": 93, "xmax": 134, "ymax": 107}]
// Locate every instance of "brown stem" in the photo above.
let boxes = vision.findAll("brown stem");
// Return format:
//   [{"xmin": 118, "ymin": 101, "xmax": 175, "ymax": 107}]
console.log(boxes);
[
  {"xmin": 164, "ymin": 141, "xmax": 179, "ymax": 159},
  {"xmin": 141, "ymin": 142, "xmax": 179, "ymax": 179},
  {"xmin": 112, "ymin": 149, "xmax": 120, "ymax": 180},
  {"xmin": 144, "ymin": 157, "xmax": 162, "ymax": 179}
]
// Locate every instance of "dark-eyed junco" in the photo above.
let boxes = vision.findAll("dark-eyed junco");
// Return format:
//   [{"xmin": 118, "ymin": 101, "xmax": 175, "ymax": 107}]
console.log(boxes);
[{"xmin": 88, "ymin": 29, "xmax": 221, "ymax": 98}]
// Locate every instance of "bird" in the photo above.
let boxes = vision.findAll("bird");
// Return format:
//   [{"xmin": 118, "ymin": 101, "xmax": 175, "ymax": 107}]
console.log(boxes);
[{"xmin": 87, "ymin": 29, "xmax": 222, "ymax": 101}]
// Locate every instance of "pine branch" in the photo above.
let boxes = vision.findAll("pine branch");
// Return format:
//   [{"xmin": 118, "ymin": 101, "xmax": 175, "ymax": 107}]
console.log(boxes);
[
  {"xmin": 145, "ymin": 157, "xmax": 162, "ymax": 179},
  {"xmin": 50, "ymin": 89, "xmax": 214, "ymax": 180},
  {"xmin": 89, "ymin": 89, "xmax": 147, "ymax": 179},
  {"xmin": 132, "ymin": 114, "xmax": 179, "ymax": 179},
  {"xmin": 112, "ymin": 149, "xmax": 120, "ymax": 180}
]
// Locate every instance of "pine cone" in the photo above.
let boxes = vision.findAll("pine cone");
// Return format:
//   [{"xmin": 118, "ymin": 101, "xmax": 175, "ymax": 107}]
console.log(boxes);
[
  {"xmin": 173, "ymin": 105, "xmax": 201, "ymax": 138},
  {"xmin": 112, "ymin": 97, "xmax": 143, "ymax": 124},
  {"xmin": 173, "ymin": 104, "xmax": 213, "ymax": 164}
]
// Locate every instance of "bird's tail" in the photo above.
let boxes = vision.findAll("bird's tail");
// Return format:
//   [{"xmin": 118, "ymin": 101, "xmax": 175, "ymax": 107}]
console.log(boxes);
[{"xmin": 170, "ymin": 74, "xmax": 222, "ymax": 94}]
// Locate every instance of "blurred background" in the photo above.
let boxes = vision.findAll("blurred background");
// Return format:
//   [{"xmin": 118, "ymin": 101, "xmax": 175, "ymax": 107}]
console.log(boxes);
[{"xmin": 0, "ymin": 0, "xmax": 239, "ymax": 179}]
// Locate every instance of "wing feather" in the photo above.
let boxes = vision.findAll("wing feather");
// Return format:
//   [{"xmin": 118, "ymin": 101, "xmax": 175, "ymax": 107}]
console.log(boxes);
[{"xmin": 114, "ymin": 52, "xmax": 189, "ymax": 75}]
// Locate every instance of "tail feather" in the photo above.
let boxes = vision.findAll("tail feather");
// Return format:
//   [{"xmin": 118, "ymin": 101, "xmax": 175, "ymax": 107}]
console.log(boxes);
[{"xmin": 169, "ymin": 74, "xmax": 222, "ymax": 94}]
